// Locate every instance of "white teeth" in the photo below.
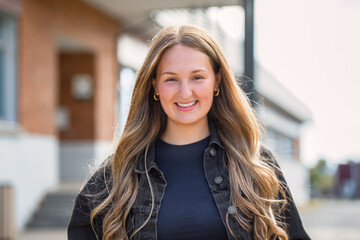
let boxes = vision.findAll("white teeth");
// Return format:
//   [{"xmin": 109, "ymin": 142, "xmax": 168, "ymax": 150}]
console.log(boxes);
[{"xmin": 176, "ymin": 101, "xmax": 197, "ymax": 107}]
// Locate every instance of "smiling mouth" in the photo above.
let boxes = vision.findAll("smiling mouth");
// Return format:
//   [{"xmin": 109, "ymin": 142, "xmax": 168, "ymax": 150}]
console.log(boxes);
[{"xmin": 176, "ymin": 101, "xmax": 198, "ymax": 107}]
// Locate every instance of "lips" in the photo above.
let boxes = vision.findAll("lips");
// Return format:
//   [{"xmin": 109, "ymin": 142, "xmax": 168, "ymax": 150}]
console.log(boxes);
[{"xmin": 176, "ymin": 101, "xmax": 197, "ymax": 107}]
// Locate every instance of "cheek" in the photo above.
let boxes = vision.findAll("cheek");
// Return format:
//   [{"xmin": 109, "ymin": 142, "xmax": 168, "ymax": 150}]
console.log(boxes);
[
  {"xmin": 158, "ymin": 85, "xmax": 174, "ymax": 101},
  {"xmin": 158, "ymin": 85, "xmax": 176, "ymax": 113},
  {"xmin": 205, "ymin": 94, "xmax": 214, "ymax": 106},
  {"xmin": 194, "ymin": 84, "xmax": 214, "ymax": 99}
]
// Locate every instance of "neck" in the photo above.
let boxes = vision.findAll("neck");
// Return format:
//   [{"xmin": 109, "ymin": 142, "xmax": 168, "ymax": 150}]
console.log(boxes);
[{"xmin": 161, "ymin": 118, "xmax": 210, "ymax": 145}]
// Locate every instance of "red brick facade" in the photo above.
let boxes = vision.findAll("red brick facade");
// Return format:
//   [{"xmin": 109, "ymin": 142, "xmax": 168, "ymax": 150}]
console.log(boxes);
[{"xmin": 18, "ymin": 0, "xmax": 119, "ymax": 140}]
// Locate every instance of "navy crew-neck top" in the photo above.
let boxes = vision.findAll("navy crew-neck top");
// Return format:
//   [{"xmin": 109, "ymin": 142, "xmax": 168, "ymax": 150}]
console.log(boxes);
[{"xmin": 155, "ymin": 136, "xmax": 228, "ymax": 240}]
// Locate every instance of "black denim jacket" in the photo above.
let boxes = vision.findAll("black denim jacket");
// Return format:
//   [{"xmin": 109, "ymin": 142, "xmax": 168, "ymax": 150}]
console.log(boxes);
[{"xmin": 68, "ymin": 120, "xmax": 311, "ymax": 240}]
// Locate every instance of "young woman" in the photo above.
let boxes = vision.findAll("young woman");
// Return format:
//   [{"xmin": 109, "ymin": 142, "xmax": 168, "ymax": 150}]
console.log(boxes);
[{"xmin": 68, "ymin": 25, "xmax": 311, "ymax": 240}]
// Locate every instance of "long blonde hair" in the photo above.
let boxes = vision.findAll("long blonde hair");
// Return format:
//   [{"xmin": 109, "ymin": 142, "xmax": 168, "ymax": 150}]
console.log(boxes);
[{"xmin": 90, "ymin": 25, "xmax": 288, "ymax": 240}]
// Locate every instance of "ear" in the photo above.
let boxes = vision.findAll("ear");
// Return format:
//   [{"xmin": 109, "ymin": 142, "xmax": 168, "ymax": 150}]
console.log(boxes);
[
  {"xmin": 152, "ymin": 78, "xmax": 157, "ymax": 93},
  {"xmin": 215, "ymin": 68, "xmax": 222, "ymax": 89}
]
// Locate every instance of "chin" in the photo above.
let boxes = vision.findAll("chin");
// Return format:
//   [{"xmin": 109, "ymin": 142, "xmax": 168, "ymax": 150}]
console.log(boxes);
[{"xmin": 173, "ymin": 116, "xmax": 207, "ymax": 126}]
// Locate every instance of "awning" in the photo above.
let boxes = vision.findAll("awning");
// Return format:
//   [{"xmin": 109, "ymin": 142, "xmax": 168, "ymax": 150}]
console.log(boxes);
[{"xmin": 81, "ymin": 0, "xmax": 242, "ymax": 40}]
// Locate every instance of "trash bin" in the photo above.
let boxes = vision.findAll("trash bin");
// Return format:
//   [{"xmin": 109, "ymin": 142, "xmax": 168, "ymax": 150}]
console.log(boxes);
[{"xmin": 0, "ymin": 184, "xmax": 15, "ymax": 239}]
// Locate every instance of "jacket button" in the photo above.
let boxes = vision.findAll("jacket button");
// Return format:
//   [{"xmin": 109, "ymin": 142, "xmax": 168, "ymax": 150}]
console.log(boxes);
[
  {"xmin": 228, "ymin": 205, "xmax": 236, "ymax": 215},
  {"xmin": 214, "ymin": 176, "xmax": 223, "ymax": 184},
  {"xmin": 209, "ymin": 148, "xmax": 217, "ymax": 157}
]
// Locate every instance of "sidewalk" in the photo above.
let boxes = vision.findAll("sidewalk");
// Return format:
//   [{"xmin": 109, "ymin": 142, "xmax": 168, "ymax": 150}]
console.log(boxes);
[
  {"xmin": 300, "ymin": 199, "xmax": 360, "ymax": 240},
  {"xmin": 17, "ymin": 228, "xmax": 67, "ymax": 240}
]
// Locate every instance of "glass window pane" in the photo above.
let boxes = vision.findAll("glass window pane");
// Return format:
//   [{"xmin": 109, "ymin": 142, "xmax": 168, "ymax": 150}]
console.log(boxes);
[
  {"xmin": 0, "ymin": 49, "xmax": 3, "ymax": 118},
  {"xmin": 117, "ymin": 67, "xmax": 135, "ymax": 136},
  {"xmin": 0, "ymin": 15, "xmax": 4, "ymax": 118},
  {"xmin": 0, "ymin": 14, "xmax": 18, "ymax": 121},
  {"xmin": 0, "ymin": 16, "xmax": 3, "ymax": 40}
]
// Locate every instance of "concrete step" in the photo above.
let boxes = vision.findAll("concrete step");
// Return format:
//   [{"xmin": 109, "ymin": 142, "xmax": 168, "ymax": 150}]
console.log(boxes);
[{"xmin": 27, "ymin": 182, "xmax": 81, "ymax": 229}]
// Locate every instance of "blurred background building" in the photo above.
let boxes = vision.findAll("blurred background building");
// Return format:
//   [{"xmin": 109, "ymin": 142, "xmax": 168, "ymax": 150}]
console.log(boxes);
[
  {"xmin": 335, "ymin": 162, "xmax": 360, "ymax": 198},
  {"xmin": 0, "ymin": 0, "xmax": 311, "ymax": 236}
]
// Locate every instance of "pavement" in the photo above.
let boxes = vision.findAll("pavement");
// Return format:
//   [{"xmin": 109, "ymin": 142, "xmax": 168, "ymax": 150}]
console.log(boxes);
[
  {"xmin": 300, "ymin": 199, "xmax": 360, "ymax": 240},
  {"xmin": 16, "ymin": 199, "xmax": 360, "ymax": 240},
  {"xmin": 16, "ymin": 229, "xmax": 67, "ymax": 240}
]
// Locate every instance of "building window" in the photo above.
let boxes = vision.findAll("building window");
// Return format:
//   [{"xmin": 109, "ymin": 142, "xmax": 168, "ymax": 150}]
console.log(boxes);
[
  {"xmin": 0, "ymin": 16, "xmax": 4, "ymax": 118},
  {"xmin": 265, "ymin": 128, "xmax": 296, "ymax": 160},
  {"xmin": 115, "ymin": 67, "xmax": 135, "ymax": 138},
  {"xmin": 0, "ymin": 13, "xmax": 17, "ymax": 123}
]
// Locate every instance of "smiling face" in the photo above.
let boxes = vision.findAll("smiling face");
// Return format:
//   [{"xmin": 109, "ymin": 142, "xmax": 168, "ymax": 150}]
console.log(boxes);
[{"xmin": 153, "ymin": 44, "xmax": 220, "ymax": 131}]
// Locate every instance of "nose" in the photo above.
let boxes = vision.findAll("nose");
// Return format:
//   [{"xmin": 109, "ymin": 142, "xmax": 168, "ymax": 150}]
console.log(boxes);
[{"xmin": 179, "ymin": 80, "xmax": 192, "ymax": 99}]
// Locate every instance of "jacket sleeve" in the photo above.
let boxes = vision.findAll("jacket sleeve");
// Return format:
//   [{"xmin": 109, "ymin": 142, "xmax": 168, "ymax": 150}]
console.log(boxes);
[
  {"xmin": 68, "ymin": 161, "xmax": 112, "ymax": 240},
  {"xmin": 67, "ymin": 192, "xmax": 100, "ymax": 240},
  {"xmin": 261, "ymin": 146, "xmax": 312, "ymax": 240}
]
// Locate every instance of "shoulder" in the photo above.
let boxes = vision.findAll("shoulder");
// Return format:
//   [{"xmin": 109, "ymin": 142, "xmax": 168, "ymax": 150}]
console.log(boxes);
[
  {"xmin": 68, "ymin": 156, "xmax": 114, "ymax": 239},
  {"xmin": 259, "ymin": 146, "xmax": 311, "ymax": 239},
  {"xmin": 259, "ymin": 144, "xmax": 278, "ymax": 165},
  {"xmin": 259, "ymin": 144, "xmax": 287, "ymax": 183},
  {"xmin": 77, "ymin": 155, "xmax": 114, "ymax": 207}
]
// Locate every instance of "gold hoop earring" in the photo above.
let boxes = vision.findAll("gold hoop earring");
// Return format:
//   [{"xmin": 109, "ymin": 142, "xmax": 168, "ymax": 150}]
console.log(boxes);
[
  {"xmin": 153, "ymin": 94, "xmax": 160, "ymax": 101},
  {"xmin": 214, "ymin": 88, "xmax": 220, "ymax": 97}
]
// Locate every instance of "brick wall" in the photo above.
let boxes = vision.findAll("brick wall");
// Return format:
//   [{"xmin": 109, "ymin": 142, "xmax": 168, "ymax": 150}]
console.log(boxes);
[{"xmin": 18, "ymin": 0, "xmax": 119, "ymax": 140}]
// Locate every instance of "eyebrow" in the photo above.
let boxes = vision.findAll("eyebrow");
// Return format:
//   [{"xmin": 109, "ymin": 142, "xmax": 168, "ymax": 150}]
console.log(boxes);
[{"xmin": 160, "ymin": 69, "xmax": 207, "ymax": 76}]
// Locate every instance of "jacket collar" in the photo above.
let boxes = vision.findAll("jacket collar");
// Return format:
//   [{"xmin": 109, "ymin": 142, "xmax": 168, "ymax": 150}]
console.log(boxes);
[
  {"xmin": 134, "ymin": 116, "xmax": 224, "ymax": 173},
  {"xmin": 208, "ymin": 116, "xmax": 224, "ymax": 150}
]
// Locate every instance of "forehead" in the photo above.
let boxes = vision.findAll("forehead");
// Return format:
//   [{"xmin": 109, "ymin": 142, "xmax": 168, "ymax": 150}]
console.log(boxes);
[{"xmin": 157, "ymin": 45, "xmax": 213, "ymax": 74}]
